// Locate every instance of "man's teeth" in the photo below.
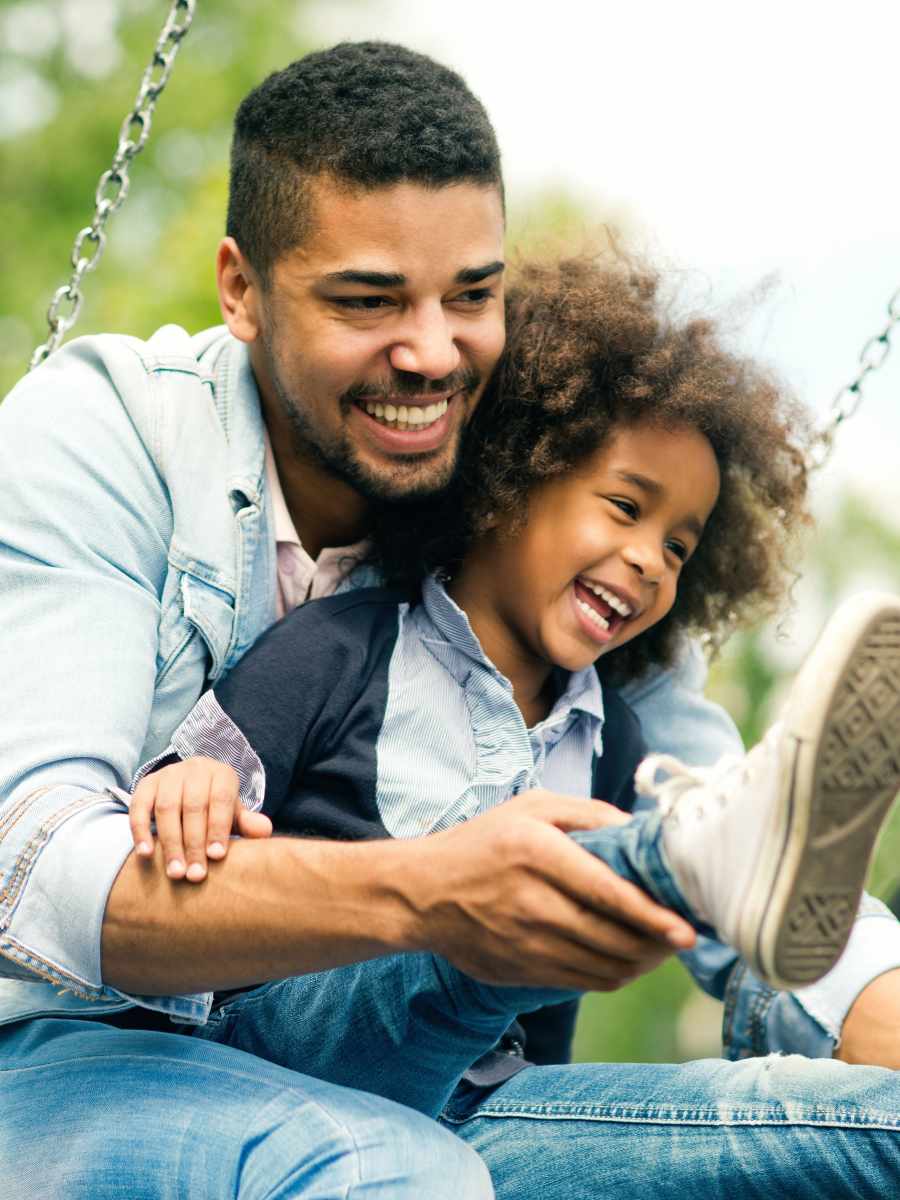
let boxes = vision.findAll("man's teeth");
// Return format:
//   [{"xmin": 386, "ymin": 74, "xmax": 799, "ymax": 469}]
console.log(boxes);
[
  {"xmin": 580, "ymin": 581, "xmax": 633, "ymax": 618},
  {"xmin": 577, "ymin": 598, "xmax": 610, "ymax": 631},
  {"xmin": 363, "ymin": 397, "xmax": 449, "ymax": 431}
]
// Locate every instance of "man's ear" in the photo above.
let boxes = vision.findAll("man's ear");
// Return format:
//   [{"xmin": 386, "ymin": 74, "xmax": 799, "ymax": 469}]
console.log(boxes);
[{"xmin": 216, "ymin": 237, "xmax": 263, "ymax": 343}]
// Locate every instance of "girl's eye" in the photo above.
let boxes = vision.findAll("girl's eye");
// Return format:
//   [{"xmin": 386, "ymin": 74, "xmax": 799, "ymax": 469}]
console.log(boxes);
[
  {"xmin": 610, "ymin": 497, "xmax": 638, "ymax": 519},
  {"xmin": 665, "ymin": 539, "xmax": 689, "ymax": 563}
]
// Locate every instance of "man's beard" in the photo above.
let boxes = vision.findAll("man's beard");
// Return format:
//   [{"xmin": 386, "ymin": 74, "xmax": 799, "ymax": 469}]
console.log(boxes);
[{"xmin": 265, "ymin": 342, "xmax": 481, "ymax": 505}]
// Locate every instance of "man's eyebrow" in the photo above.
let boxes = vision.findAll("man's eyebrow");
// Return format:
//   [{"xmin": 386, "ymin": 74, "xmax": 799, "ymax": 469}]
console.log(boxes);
[
  {"xmin": 320, "ymin": 269, "xmax": 407, "ymax": 287},
  {"xmin": 318, "ymin": 262, "xmax": 505, "ymax": 289},
  {"xmin": 455, "ymin": 261, "xmax": 505, "ymax": 285},
  {"xmin": 614, "ymin": 470, "xmax": 705, "ymax": 539}
]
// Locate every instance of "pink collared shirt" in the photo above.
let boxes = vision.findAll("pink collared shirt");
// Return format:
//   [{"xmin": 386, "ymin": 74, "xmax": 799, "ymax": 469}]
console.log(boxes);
[{"xmin": 264, "ymin": 432, "xmax": 367, "ymax": 618}]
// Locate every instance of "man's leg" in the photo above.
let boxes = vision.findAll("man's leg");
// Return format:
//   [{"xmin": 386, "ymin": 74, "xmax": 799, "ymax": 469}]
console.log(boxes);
[
  {"xmin": 441, "ymin": 1055, "xmax": 900, "ymax": 1200},
  {"xmin": 0, "ymin": 1017, "xmax": 493, "ymax": 1200}
]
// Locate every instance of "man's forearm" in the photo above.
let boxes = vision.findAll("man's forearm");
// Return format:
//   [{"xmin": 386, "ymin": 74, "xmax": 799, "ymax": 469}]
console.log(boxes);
[
  {"xmin": 103, "ymin": 793, "xmax": 690, "ymax": 998},
  {"xmin": 102, "ymin": 835, "xmax": 417, "ymax": 994}
]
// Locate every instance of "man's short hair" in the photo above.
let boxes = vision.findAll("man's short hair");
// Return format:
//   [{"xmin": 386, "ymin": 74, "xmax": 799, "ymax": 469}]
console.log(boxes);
[{"xmin": 227, "ymin": 41, "xmax": 504, "ymax": 282}]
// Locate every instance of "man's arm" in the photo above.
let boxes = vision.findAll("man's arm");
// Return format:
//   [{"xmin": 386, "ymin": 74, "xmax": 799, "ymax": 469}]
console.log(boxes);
[
  {"xmin": 103, "ymin": 790, "xmax": 693, "ymax": 995},
  {"xmin": 835, "ymin": 967, "xmax": 900, "ymax": 1069},
  {"xmin": 0, "ymin": 343, "xmax": 174, "ymax": 998}
]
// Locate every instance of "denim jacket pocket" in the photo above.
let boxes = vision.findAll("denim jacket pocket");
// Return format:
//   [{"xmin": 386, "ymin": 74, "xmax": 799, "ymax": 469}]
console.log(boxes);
[
  {"xmin": 179, "ymin": 573, "xmax": 235, "ymax": 684},
  {"xmin": 142, "ymin": 568, "xmax": 237, "ymax": 765}
]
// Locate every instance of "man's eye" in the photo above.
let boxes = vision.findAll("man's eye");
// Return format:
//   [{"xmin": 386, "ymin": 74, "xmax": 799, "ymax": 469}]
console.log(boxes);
[
  {"xmin": 331, "ymin": 296, "xmax": 392, "ymax": 311},
  {"xmin": 453, "ymin": 288, "xmax": 493, "ymax": 306},
  {"xmin": 610, "ymin": 497, "xmax": 638, "ymax": 519}
]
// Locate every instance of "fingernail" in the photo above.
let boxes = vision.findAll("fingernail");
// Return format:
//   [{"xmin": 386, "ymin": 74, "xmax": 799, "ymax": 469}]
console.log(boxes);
[
  {"xmin": 207, "ymin": 842, "xmax": 225, "ymax": 858},
  {"xmin": 186, "ymin": 863, "xmax": 206, "ymax": 882},
  {"xmin": 166, "ymin": 859, "xmax": 185, "ymax": 878},
  {"xmin": 136, "ymin": 842, "xmax": 152, "ymax": 856}
]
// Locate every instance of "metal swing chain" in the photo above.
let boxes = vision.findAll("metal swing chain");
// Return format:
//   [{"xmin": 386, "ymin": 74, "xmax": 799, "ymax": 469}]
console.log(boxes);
[
  {"xmin": 29, "ymin": 0, "xmax": 197, "ymax": 371},
  {"xmin": 811, "ymin": 283, "xmax": 900, "ymax": 469}
]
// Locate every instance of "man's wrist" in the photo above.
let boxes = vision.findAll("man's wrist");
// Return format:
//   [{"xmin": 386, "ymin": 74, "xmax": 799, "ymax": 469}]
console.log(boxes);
[{"xmin": 339, "ymin": 835, "xmax": 430, "ymax": 956}]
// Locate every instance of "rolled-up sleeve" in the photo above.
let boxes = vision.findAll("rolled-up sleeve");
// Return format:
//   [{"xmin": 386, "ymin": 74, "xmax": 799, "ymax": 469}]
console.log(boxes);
[{"xmin": 0, "ymin": 345, "xmax": 210, "ymax": 1021}]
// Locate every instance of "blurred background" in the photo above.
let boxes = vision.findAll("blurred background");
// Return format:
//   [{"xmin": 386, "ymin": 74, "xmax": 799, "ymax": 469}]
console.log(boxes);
[{"xmin": 2, "ymin": 0, "xmax": 899, "ymax": 1064}]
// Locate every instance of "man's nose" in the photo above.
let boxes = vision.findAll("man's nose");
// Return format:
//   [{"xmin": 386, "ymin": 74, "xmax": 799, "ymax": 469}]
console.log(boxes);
[{"xmin": 388, "ymin": 303, "xmax": 462, "ymax": 380}]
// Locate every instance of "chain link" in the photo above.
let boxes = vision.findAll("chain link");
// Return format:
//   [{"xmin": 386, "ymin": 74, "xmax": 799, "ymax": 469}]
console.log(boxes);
[
  {"xmin": 29, "ymin": 0, "xmax": 196, "ymax": 371},
  {"xmin": 811, "ymin": 283, "xmax": 900, "ymax": 469}
]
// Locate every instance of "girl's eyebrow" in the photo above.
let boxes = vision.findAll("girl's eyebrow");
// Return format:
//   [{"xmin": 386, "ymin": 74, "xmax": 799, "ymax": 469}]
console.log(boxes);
[
  {"xmin": 614, "ymin": 469, "xmax": 660, "ymax": 495},
  {"xmin": 613, "ymin": 469, "xmax": 705, "ymax": 540}
]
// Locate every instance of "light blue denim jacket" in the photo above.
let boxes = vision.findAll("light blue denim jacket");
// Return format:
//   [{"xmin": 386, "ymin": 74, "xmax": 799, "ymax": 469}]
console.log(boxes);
[{"xmin": 1, "ymin": 325, "xmax": 897, "ymax": 1056}]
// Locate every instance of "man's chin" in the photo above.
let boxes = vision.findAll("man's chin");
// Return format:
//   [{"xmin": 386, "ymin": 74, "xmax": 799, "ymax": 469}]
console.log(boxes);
[
  {"xmin": 354, "ymin": 464, "xmax": 457, "ymax": 506},
  {"xmin": 347, "ymin": 445, "xmax": 462, "ymax": 505}
]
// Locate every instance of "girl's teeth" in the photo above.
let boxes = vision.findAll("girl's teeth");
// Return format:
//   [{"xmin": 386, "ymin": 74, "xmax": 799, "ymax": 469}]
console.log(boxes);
[
  {"xmin": 363, "ymin": 398, "xmax": 449, "ymax": 430},
  {"xmin": 576, "ymin": 598, "xmax": 610, "ymax": 631},
  {"xmin": 581, "ymin": 581, "xmax": 632, "ymax": 618}
]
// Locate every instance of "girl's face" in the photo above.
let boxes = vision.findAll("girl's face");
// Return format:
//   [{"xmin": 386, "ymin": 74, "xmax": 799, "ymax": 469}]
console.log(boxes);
[{"xmin": 454, "ymin": 422, "xmax": 720, "ymax": 677}]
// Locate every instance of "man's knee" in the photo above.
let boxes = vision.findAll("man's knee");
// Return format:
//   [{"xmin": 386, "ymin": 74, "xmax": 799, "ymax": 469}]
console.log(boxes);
[
  {"xmin": 323, "ymin": 1094, "xmax": 494, "ymax": 1199},
  {"xmin": 403, "ymin": 1125, "xmax": 494, "ymax": 1200}
]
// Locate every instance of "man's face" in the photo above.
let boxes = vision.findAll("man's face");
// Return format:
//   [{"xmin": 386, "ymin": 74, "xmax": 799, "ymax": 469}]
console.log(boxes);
[{"xmin": 243, "ymin": 177, "xmax": 506, "ymax": 503}]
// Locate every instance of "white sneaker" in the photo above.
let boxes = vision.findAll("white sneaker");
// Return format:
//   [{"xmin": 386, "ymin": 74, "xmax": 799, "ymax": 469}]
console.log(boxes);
[{"xmin": 637, "ymin": 591, "xmax": 900, "ymax": 990}]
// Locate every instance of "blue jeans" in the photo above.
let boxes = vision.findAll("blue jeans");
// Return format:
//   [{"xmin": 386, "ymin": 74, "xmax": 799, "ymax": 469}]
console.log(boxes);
[
  {"xmin": 190, "ymin": 817, "xmax": 900, "ymax": 1197},
  {"xmin": 0, "ymin": 1016, "xmax": 493, "ymax": 1199},
  {"xmin": 442, "ymin": 1056, "xmax": 900, "ymax": 1199}
]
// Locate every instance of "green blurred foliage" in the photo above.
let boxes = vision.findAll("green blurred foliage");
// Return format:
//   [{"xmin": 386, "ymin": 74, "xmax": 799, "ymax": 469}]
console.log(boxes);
[
  {"xmin": 2, "ymin": 0, "xmax": 317, "ymax": 394},
  {"xmin": 3, "ymin": 0, "xmax": 898, "ymax": 1072}
]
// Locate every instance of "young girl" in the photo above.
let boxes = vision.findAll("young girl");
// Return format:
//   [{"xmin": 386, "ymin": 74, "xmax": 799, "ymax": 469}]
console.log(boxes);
[{"xmin": 128, "ymin": 255, "xmax": 900, "ymax": 1110}]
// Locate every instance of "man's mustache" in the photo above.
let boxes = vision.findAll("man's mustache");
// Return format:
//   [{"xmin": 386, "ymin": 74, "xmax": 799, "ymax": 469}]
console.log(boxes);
[{"xmin": 341, "ymin": 367, "xmax": 481, "ymax": 407}]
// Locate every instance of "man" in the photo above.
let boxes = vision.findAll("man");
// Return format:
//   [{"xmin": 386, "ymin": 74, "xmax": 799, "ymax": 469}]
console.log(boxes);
[{"xmin": 1, "ymin": 42, "xmax": 899, "ymax": 1199}]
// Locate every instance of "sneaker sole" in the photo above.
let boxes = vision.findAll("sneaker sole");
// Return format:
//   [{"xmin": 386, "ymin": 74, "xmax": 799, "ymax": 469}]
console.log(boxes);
[{"xmin": 745, "ymin": 592, "xmax": 900, "ymax": 989}]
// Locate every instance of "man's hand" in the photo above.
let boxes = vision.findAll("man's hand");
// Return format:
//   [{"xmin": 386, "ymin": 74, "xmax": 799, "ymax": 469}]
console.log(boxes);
[
  {"xmin": 834, "ymin": 967, "xmax": 900, "ymax": 1069},
  {"xmin": 130, "ymin": 756, "xmax": 272, "ymax": 882},
  {"xmin": 401, "ymin": 789, "xmax": 695, "ymax": 993}
]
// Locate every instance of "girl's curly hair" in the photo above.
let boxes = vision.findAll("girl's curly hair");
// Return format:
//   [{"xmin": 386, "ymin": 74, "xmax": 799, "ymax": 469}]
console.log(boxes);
[{"xmin": 369, "ymin": 254, "xmax": 814, "ymax": 684}]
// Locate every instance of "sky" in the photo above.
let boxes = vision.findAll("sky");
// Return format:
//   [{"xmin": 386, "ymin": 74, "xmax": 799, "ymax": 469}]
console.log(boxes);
[{"xmin": 307, "ymin": 0, "xmax": 900, "ymax": 506}]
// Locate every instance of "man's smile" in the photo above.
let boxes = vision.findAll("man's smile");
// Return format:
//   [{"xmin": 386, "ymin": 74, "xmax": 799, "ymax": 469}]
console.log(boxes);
[
  {"xmin": 351, "ymin": 389, "xmax": 466, "ymax": 454},
  {"xmin": 358, "ymin": 393, "xmax": 452, "ymax": 431}
]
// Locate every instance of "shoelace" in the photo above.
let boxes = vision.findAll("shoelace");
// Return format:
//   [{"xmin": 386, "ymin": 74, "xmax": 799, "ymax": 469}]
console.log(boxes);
[{"xmin": 635, "ymin": 723, "xmax": 783, "ymax": 825}]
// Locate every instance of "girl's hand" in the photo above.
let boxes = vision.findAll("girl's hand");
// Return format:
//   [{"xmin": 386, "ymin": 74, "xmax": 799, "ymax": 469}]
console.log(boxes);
[{"xmin": 130, "ymin": 756, "xmax": 273, "ymax": 882}]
